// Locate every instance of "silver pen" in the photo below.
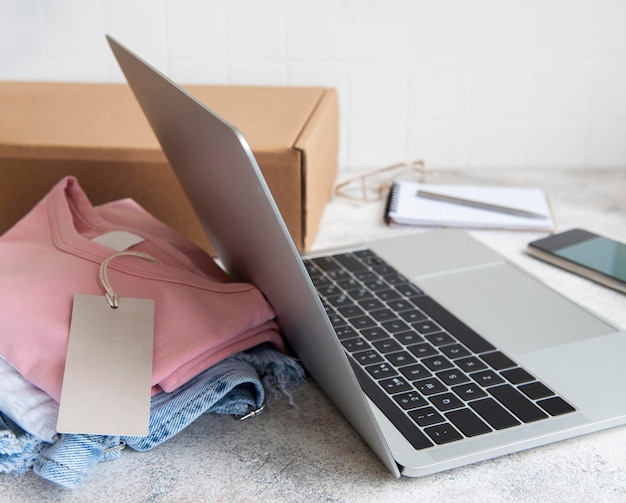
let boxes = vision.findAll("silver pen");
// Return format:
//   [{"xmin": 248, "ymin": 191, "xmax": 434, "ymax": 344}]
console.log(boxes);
[{"xmin": 416, "ymin": 189, "xmax": 549, "ymax": 219}]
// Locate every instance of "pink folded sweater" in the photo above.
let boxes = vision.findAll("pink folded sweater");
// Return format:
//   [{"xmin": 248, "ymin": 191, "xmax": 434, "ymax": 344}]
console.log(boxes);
[{"xmin": 0, "ymin": 177, "xmax": 284, "ymax": 401}]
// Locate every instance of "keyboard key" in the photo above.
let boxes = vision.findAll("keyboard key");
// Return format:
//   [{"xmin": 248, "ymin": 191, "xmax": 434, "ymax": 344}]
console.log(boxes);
[
  {"xmin": 350, "ymin": 315, "xmax": 377, "ymax": 330},
  {"xmin": 371, "ymin": 308, "xmax": 398, "ymax": 322},
  {"xmin": 436, "ymin": 368, "xmax": 470, "ymax": 386},
  {"xmin": 414, "ymin": 377, "xmax": 447, "ymax": 395},
  {"xmin": 338, "ymin": 305, "xmax": 365, "ymax": 319},
  {"xmin": 354, "ymin": 350, "xmax": 384, "ymax": 365},
  {"xmin": 328, "ymin": 313, "xmax": 345, "ymax": 328},
  {"xmin": 386, "ymin": 351, "xmax": 417, "ymax": 367},
  {"xmin": 381, "ymin": 320, "xmax": 410, "ymax": 333},
  {"xmin": 382, "ymin": 272, "xmax": 409, "ymax": 286},
  {"xmin": 407, "ymin": 342, "xmax": 438, "ymax": 358},
  {"xmin": 413, "ymin": 320, "xmax": 442, "ymax": 335},
  {"xmin": 422, "ymin": 355, "xmax": 454, "ymax": 372},
  {"xmin": 456, "ymin": 356, "xmax": 487, "ymax": 373},
  {"xmin": 350, "ymin": 288, "xmax": 374, "ymax": 300},
  {"xmin": 318, "ymin": 284, "xmax": 341, "ymax": 297},
  {"xmin": 310, "ymin": 274, "xmax": 330, "ymax": 287},
  {"xmin": 481, "ymin": 351, "xmax": 517, "ymax": 370},
  {"xmin": 386, "ymin": 299, "xmax": 415, "ymax": 313},
  {"xmin": 360, "ymin": 327, "xmax": 389, "ymax": 341},
  {"xmin": 334, "ymin": 325, "xmax": 358, "ymax": 340},
  {"xmin": 488, "ymin": 384, "xmax": 548, "ymax": 423},
  {"xmin": 353, "ymin": 250, "xmax": 383, "ymax": 262},
  {"xmin": 326, "ymin": 293, "xmax": 352, "ymax": 307},
  {"xmin": 445, "ymin": 409, "xmax": 492, "ymax": 437},
  {"xmin": 354, "ymin": 249, "xmax": 376, "ymax": 259},
  {"xmin": 362, "ymin": 278, "xmax": 388, "ymax": 292},
  {"xmin": 302, "ymin": 259, "xmax": 317, "ymax": 274},
  {"xmin": 425, "ymin": 332, "xmax": 454, "ymax": 346},
  {"xmin": 334, "ymin": 253, "xmax": 367, "ymax": 272},
  {"xmin": 355, "ymin": 271, "xmax": 376, "ymax": 282},
  {"xmin": 410, "ymin": 406, "xmax": 444, "ymax": 426},
  {"xmin": 394, "ymin": 391, "xmax": 428, "ymax": 410},
  {"xmin": 379, "ymin": 376, "xmax": 413, "ymax": 394},
  {"xmin": 396, "ymin": 331, "xmax": 424, "ymax": 346},
  {"xmin": 519, "ymin": 382, "xmax": 554, "ymax": 400},
  {"xmin": 429, "ymin": 392, "xmax": 464, "ymax": 412},
  {"xmin": 368, "ymin": 259, "xmax": 392, "ymax": 279},
  {"xmin": 337, "ymin": 277, "xmax": 361, "ymax": 291},
  {"xmin": 377, "ymin": 289, "xmax": 401, "ymax": 302},
  {"xmin": 439, "ymin": 344, "xmax": 471, "ymax": 360},
  {"xmin": 358, "ymin": 298, "xmax": 385, "ymax": 311},
  {"xmin": 341, "ymin": 337, "xmax": 371, "ymax": 352},
  {"xmin": 471, "ymin": 370, "xmax": 505, "ymax": 387},
  {"xmin": 452, "ymin": 383, "xmax": 488, "ymax": 401},
  {"xmin": 399, "ymin": 363, "xmax": 432, "ymax": 381},
  {"xmin": 373, "ymin": 339, "xmax": 402, "ymax": 353},
  {"xmin": 395, "ymin": 283, "xmax": 423, "ymax": 297},
  {"xmin": 501, "ymin": 367, "xmax": 535, "ymax": 385},
  {"xmin": 311, "ymin": 256, "xmax": 341, "ymax": 272},
  {"xmin": 365, "ymin": 362, "xmax": 397, "ymax": 379},
  {"xmin": 470, "ymin": 398, "xmax": 520, "ymax": 430},
  {"xmin": 537, "ymin": 396, "xmax": 576, "ymax": 416},
  {"xmin": 326, "ymin": 268, "xmax": 350, "ymax": 281},
  {"xmin": 399, "ymin": 309, "xmax": 428, "ymax": 323},
  {"xmin": 424, "ymin": 423, "xmax": 463, "ymax": 444}
]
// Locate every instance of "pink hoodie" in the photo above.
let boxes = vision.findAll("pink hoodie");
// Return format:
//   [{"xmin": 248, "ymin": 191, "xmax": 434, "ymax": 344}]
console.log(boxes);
[{"xmin": 0, "ymin": 177, "xmax": 284, "ymax": 401}]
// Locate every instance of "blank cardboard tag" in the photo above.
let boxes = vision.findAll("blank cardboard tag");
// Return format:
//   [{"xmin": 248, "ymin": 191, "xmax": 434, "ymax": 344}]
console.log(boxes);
[{"xmin": 57, "ymin": 293, "xmax": 154, "ymax": 436}]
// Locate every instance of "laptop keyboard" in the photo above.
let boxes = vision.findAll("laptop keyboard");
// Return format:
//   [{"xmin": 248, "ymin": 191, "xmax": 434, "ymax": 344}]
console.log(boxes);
[{"xmin": 303, "ymin": 249, "xmax": 576, "ymax": 449}]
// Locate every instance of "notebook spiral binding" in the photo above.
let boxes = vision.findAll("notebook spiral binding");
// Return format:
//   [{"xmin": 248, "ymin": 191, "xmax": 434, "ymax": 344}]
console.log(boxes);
[{"xmin": 384, "ymin": 182, "xmax": 401, "ymax": 224}]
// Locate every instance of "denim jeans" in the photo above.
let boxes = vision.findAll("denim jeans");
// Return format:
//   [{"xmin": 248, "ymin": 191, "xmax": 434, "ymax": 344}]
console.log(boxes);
[
  {"xmin": 0, "ymin": 412, "xmax": 48, "ymax": 475},
  {"xmin": 32, "ymin": 345, "xmax": 304, "ymax": 488}
]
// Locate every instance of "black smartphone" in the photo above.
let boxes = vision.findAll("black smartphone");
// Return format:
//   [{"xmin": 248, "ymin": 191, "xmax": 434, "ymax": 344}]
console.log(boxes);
[{"xmin": 527, "ymin": 228, "xmax": 626, "ymax": 293}]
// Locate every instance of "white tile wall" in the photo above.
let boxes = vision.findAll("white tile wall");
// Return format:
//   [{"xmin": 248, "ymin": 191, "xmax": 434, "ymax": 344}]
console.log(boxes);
[{"xmin": 1, "ymin": 0, "xmax": 625, "ymax": 171}]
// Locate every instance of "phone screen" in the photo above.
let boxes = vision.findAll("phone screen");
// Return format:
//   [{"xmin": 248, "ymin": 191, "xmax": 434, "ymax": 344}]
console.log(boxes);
[{"xmin": 555, "ymin": 236, "xmax": 626, "ymax": 282}]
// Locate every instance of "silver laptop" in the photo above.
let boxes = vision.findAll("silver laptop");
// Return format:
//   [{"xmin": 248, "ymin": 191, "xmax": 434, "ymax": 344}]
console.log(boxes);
[{"xmin": 107, "ymin": 35, "xmax": 626, "ymax": 478}]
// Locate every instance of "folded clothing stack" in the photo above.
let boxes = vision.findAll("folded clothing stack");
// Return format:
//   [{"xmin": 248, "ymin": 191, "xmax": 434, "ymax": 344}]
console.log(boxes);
[{"xmin": 0, "ymin": 177, "xmax": 304, "ymax": 488}]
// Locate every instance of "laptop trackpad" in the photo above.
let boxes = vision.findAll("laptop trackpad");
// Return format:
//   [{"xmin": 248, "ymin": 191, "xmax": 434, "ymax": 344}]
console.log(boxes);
[{"xmin": 417, "ymin": 263, "xmax": 617, "ymax": 354}]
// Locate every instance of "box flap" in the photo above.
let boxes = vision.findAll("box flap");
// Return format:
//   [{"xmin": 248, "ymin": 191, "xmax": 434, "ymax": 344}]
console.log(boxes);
[
  {"xmin": 0, "ymin": 82, "xmax": 327, "ymax": 162},
  {"xmin": 0, "ymin": 82, "xmax": 161, "ymax": 162}
]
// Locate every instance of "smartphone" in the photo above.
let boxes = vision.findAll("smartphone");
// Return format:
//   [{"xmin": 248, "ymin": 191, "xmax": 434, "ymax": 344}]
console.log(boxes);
[{"xmin": 527, "ymin": 228, "xmax": 626, "ymax": 294}]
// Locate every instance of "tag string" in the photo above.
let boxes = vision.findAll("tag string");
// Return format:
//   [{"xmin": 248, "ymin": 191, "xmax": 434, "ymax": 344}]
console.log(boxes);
[{"xmin": 99, "ymin": 251, "xmax": 162, "ymax": 308}]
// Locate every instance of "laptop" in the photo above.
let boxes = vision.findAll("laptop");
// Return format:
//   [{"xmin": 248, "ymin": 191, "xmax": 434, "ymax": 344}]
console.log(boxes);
[{"xmin": 107, "ymin": 35, "xmax": 626, "ymax": 478}]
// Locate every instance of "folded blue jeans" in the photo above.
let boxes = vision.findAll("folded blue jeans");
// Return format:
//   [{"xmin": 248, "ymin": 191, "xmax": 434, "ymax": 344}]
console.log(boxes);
[{"xmin": 32, "ymin": 345, "xmax": 304, "ymax": 488}]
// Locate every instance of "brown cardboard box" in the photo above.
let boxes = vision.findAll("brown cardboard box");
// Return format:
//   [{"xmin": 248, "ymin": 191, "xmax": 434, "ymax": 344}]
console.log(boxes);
[{"xmin": 0, "ymin": 81, "xmax": 338, "ymax": 251}]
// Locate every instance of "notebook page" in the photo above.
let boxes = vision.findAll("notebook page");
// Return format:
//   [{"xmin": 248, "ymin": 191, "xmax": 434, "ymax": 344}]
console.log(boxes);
[{"xmin": 386, "ymin": 182, "xmax": 555, "ymax": 231}]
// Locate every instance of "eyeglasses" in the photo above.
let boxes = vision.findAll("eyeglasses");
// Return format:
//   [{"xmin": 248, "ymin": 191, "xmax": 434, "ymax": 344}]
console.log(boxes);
[{"xmin": 333, "ymin": 160, "xmax": 435, "ymax": 202}]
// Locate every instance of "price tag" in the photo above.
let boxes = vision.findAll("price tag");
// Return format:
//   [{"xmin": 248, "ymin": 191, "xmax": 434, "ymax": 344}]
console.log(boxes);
[{"xmin": 57, "ymin": 251, "xmax": 159, "ymax": 436}]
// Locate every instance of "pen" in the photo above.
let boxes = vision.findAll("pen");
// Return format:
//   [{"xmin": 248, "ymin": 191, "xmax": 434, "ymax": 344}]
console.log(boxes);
[{"xmin": 416, "ymin": 189, "xmax": 549, "ymax": 219}]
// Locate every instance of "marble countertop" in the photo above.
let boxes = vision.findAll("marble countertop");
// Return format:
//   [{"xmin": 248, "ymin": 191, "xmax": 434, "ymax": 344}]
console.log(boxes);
[{"xmin": 2, "ymin": 168, "xmax": 625, "ymax": 502}]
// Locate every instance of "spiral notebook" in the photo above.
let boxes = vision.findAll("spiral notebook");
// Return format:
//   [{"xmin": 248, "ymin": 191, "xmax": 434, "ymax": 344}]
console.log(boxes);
[{"xmin": 384, "ymin": 181, "xmax": 555, "ymax": 231}]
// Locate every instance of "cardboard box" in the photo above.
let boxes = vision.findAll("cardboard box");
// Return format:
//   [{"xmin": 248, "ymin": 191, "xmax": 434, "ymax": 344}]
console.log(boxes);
[{"xmin": 0, "ymin": 81, "xmax": 338, "ymax": 252}]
